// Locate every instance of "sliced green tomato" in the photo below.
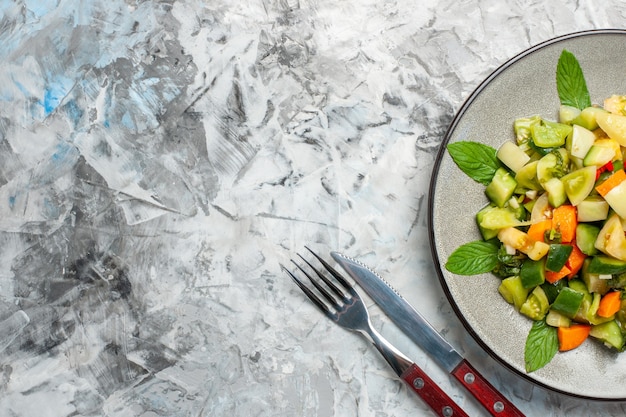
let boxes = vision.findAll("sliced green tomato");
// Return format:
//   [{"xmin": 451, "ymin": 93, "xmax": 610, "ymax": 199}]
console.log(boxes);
[
  {"xmin": 515, "ymin": 160, "xmax": 542, "ymax": 191},
  {"xmin": 530, "ymin": 193, "xmax": 551, "ymax": 223},
  {"xmin": 546, "ymin": 309, "xmax": 572, "ymax": 328},
  {"xmin": 546, "ymin": 244, "xmax": 573, "ymax": 272},
  {"xmin": 595, "ymin": 110, "xmax": 626, "ymax": 146},
  {"xmin": 566, "ymin": 124, "xmax": 596, "ymax": 159},
  {"xmin": 498, "ymin": 276, "xmax": 530, "ymax": 311},
  {"xmin": 560, "ymin": 165, "xmax": 597, "ymax": 206},
  {"xmin": 514, "ymin": 115, "xmax": 542, "ymax": 144},
  {"xmin": 590, "ymin": 320, "xmax": 625, "ymax": 350},
  {"xmin": 520, "ymin": 286, "xmax": 550, "ymax": 320},
  {"xmin": 551, "ymin": 287, "xmax": 585, "ymax": 318},
  {"xmin": 537, "ymin": 149, "xmax": 569, "ymax": 185},
  {"xmin": 531, "ymin": 120, "xmax": 572, "ymax": 148},
  {"xmin": 594, "ymin": 213, "xmax": 626, "ymax": 261},
  {"xmin": 604, "ymin": 95, "xmax": 626, "ymax": 115},
  {"xmin": 603, "ymin": 178, "xmax": 626, "ymax": 219},
  {"xmin": 594, "ymin": 214, "xmax": 621, "ymax": 254},
  {"xmin": 497, "ymin": 227, "xmax": 550, "ymax": 260}
]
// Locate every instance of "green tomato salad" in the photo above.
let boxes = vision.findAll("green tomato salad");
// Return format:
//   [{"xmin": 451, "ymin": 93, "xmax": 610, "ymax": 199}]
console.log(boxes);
[{"xmin": 446, "ymin": 50, "xmax": 626, "ymax": 373}]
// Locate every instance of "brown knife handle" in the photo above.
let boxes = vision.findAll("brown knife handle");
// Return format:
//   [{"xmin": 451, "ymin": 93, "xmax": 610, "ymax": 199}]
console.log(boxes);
[
  {"xmin": 401, "ymin": 363, "xmax": 469, "ymax": 417},
  {"xmin": 451, "ymin": 359, "xmax": 526, "ymax": 417}
]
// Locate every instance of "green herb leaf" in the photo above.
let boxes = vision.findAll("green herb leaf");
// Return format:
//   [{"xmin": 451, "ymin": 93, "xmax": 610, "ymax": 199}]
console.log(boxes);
[
  {"xmin": 556, "ymin": 49, "xmax": 591, "ymax": 110},
  {"xmin": 524, "ymin": 319, "xmax": 558, "ymax": 373},
  {"xmin": 447, "ymin": 141, "xmax": 500, "ymax": 185},
  {"xmin": 445, "ymin": 240, "xmax": 499, "ymax": 275}
]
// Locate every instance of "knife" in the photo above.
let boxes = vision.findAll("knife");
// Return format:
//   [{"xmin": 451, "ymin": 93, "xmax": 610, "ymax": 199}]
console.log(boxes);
[{"xmin": 331, "ymin": 252, "xmax": 526, "ymax": 417}]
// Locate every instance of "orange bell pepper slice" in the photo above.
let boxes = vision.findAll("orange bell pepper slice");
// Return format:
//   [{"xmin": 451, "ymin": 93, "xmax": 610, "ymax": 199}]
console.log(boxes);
[{"xmin": 558, "ymin": 324, "xmax": 591, "ymax": 352}]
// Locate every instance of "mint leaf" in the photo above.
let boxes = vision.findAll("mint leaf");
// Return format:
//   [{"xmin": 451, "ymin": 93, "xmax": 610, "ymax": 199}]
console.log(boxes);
[
  {"xmin": 447, "ymin": 141, "xmax": 500, "ymax": 185},
  {"xmin": 556, "ymin": 49, "xmax": 591, "ymax": 110},
  {"xmin": 525, "ymin": 319, "xmax": 558, "ymax": 373},
  {"xmin": 445, "ymin": 240, "xmax": 499, "ymax": 275}
]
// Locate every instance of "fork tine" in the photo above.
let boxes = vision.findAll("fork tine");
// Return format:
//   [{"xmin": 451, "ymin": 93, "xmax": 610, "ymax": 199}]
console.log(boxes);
[
  {"xmin": 281, "ymin": 265, "xmax": 333, "ymax": 317},
  {"xmin": 291, "ymin": 259, "xmax": 339, "ymax": 306},
  {"xmin": 304, "ymin": 246, "xmax": 356, "ymax": 296},
  {"xmin": 296, "ymin": 254, "xmax": 349, "ymax": 303}
]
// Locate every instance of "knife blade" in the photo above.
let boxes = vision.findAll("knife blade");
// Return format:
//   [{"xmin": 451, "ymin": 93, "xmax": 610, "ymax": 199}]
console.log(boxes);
[{"xmin": 331, "ymin": 252, "xmax": 526, "ymax": 417}]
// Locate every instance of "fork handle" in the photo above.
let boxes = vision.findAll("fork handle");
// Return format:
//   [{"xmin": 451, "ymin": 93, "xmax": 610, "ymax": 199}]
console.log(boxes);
[{"xmin": 401, "ymin": 363, "xmax": 469, "ymax": 417}]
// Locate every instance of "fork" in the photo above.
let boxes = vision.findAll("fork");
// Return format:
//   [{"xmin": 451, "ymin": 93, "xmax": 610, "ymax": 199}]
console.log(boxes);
[{"xmin": 284, "ymin": 248, "xmax": 469, "ymax": 417}]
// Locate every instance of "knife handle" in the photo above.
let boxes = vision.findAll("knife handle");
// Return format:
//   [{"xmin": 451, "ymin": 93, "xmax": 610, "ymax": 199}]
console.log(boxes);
[
  {"xmin": 401, "ymin": 363, "xmax": 469, "ymax": 417},
  {"xmin": 451, "ymin": 359, "xmax": 526, "ymax": 417}
]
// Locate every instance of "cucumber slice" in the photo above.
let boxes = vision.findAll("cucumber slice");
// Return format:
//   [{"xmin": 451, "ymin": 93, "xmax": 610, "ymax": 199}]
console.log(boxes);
[
  {"xmin": 560, "ymin": 105, "xmax": 581, "ymax": 124},
  {"xmin": 497, "ymin": 141, "xmax": 530, "ymax": 173},
  {"xmin": 543, "ymin": 177, "xmax": 566, "ymax": 208},
  {"xmin": 552, "ymin": 287, "xmax": 585, "ymax": 318},
  {"xmin": 560, "ymin": 166, "xmax": 596, "ymax": 206},
  {"xmin": 577, "ymin": 196, "xmax": 610, "ymax": 222},
  {"xmin": 542, "ymin": 279, "xmax": 567, "ymax": 303},
  {"xmin": 583, "ymin": 144, "xmax": 615, "ymax": 167},
  {"xmin": 520, "ymin": 286, "xmax": 550, "ymax": 320},
  {"xmin": 581, "ymin": 257, "xmax": 609, "ymax": 295},
  {"xmin": 572, "ymin": 106, "xmax": 605, "ymax": 131},
  {"xmin": 520, "ymin": 258, "xmax": 546, "ymax": 288},
  {"xmin": 588, "ymin": 255, "xmax": 626, "ymax": 275},
  {"xmin": 594, "ymin": 138, "xmax": 622, "ymax": 162},
  {"xmin": 485, "ymin": 167, "xmax": 517, "ymax": 208},
  {"xmin": 477, "ymin": 206, "xmax": 523, "ymax": 231},
  {"xmin": 476, "ymin": 205, "xmax": 499, "ymax": 240},
  {"xmin": 576, "ymin": 223, "xmax": 600, "ymax": 256},
  {"xmin": 546, "ymin": 244, "xmax": 573, "ymax": 272},
  {"xmin": 590, "ymin": 320, "xmax": 625, "ymax": 350},
  {"xmin": 569, "ymin": 278, "xmax": 590, "ymax": 295},
  {"xmin": 498, "ymin": 276, "xmax": 530, "ymax": 311}
]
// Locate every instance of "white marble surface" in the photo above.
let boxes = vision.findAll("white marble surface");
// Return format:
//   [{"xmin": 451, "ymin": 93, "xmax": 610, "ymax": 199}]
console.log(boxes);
[{"xmin": 2, "ymin": 0, "xmax": 626, "ymax": 416}]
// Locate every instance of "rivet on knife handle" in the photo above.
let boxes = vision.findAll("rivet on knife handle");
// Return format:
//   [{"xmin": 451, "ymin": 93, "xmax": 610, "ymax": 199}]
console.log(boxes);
[
  {"xmin": 330, "ymin": 252, "xmax": 527, "ymax": 417},
  {"xmin": 451, "ymin": 359, "xmax": 525, "ymax": 417},
  {"xmin": 402, "ymin": 363, "xmax": 469, "ymax": 417}
]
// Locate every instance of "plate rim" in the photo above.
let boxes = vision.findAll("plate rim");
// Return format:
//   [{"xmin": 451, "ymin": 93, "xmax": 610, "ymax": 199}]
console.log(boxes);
[{"xmin": 427, "ymin": 28, "xmax": 626, "ymax": 401}]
